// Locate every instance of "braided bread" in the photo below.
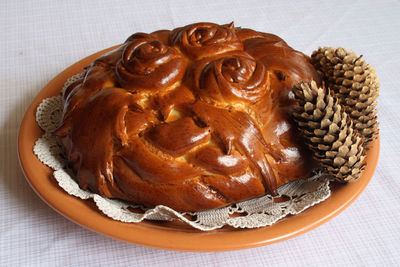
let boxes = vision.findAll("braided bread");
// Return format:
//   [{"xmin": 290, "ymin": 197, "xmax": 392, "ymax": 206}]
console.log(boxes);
[{"xmin": 56, "ymin": 22, "xmax": 320, "ymax": 212}]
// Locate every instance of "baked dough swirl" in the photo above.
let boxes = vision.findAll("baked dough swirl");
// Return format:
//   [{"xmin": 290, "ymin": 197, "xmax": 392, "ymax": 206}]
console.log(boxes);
[
  {"xmin": 170, "ymin": 22, "xmax": 243, "ymax": 60},
  {"xmin": 195, "ymin": 53, "xmax": 268, "ymax": 103},
  {"xmin": 116, "ymin": 33, "xmax": 186, "ymax": 90}
]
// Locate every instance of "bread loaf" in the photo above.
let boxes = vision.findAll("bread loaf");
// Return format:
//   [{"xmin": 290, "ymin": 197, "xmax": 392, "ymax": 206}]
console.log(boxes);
[{"xmin": 55, "ymin": 22, "xmax": 320, "ymax": 212}]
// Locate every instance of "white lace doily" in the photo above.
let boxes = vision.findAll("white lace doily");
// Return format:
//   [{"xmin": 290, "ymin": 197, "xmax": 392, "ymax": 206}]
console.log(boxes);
[{"xmin": 33, "ymin": 74, "xmax": 332, "ymax": 231}]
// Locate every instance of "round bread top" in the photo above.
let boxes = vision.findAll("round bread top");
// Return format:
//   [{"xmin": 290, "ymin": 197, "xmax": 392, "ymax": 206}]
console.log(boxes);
[{"xmin": 56, "ymin": 22, "xmax": 320, "ymax": 212}]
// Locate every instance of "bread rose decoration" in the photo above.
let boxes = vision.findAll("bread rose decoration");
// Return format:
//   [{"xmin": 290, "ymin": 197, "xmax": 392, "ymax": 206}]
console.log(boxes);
[
  {"xmin": 194, "ymin": 54, "xmax": 268, "ymax": 103},
  {"xmin": 170, "ymin": 22, "xmax": 243, "ymax": 60},
  {"xmin": 116, "ymin": 33, "xmax": 186, "ymax": 91}
]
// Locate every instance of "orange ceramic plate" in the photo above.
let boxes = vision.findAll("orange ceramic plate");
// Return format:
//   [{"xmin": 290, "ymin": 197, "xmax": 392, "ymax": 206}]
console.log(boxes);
[{"xmin": 18, "ymin": 47, "xmax": 380, "ymax": 252}]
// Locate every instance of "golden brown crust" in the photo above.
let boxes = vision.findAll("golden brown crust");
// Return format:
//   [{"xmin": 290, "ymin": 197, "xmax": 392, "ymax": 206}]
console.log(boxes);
[{"xmin": 55, "ymin": 22, "xmax": 320, "ymax": 212}]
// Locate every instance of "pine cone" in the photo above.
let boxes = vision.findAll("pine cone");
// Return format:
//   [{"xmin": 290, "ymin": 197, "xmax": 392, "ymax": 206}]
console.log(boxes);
[
  {"xmin": 311, "ymin": 47, "xmax": 379, "ymax": 145},
  {"xmin": 292, "ymin": 81, "xmax": 366, "ymax": 182}
]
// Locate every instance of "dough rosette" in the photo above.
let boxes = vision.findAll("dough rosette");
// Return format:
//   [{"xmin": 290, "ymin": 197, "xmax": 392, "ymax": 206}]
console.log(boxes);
[
  {"xmin": 194, "ymin": 54, "xmax": 268, "ymax": 103},
  {"xmin": 116, "ymin": 33, "xmax": 186, "ymax": 91},
  {"xmin": 170, "ymin": 22, "xmax": 243, "ymax": 60}
]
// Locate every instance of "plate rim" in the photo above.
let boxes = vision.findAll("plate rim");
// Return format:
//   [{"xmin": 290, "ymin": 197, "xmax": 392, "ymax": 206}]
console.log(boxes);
[{"xmin": 17, "ymin": 46, "xmax": 380, "ymax": 252}]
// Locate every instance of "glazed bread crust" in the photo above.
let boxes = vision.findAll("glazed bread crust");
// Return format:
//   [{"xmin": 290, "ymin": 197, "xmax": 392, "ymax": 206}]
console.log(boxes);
[{"xmin": 56, "ymin": 22, "xmax": 320, "ymax": 212}]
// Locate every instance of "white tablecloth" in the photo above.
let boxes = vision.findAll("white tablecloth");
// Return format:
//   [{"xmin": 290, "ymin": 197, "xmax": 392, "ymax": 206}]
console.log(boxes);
[{"xmin": 1, "ymin": 0, "xmax": 399, "ymax": 265}]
